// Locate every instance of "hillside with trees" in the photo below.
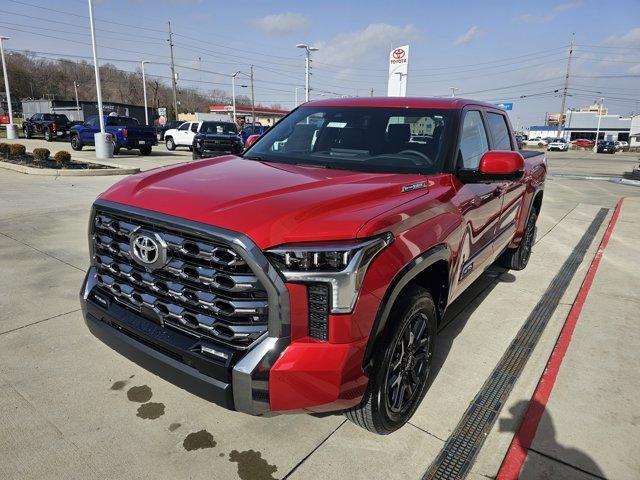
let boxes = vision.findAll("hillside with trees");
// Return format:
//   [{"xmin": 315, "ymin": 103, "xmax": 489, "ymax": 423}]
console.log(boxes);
[{"xmin": 3, "ymin": 52, "xmax": 253, "ymax": 117}]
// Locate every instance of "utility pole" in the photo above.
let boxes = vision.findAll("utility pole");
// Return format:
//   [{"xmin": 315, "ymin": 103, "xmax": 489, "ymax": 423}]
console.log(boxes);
[
  {"xmin": 370, "ymin": 88, "xmax": 374, "ymax": 97},
  {"xmin": 250, "ymin": 64, "xmax": 255, "ymax": 129},
  {"xmin": 557, "ymin": 33, "xmax": 575, "ymax": 139},
  {"xmin": 167, "ymin": 21, "xmax": 178, "ymax": 120},
  {"xmin": 0, "ymin": 36, "xmax": 18, "ymax": 139}
]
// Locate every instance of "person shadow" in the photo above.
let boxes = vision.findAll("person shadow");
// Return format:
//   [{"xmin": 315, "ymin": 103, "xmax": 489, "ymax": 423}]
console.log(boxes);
[{"xmin": 499, "ymin": 400, "xmax": 606, "ymax": 479}]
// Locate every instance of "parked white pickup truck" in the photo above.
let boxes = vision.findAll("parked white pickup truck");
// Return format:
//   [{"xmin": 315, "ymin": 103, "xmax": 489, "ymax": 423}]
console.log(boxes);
[{"xmin": 164, "ymin": 121, "xmax": 203, "ymax": 151}]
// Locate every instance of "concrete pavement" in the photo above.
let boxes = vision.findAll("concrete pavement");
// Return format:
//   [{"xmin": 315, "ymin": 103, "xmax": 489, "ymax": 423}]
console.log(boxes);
[{"xmin": 0, "ymin": 149, "xmax": 639, "ymax": 479}]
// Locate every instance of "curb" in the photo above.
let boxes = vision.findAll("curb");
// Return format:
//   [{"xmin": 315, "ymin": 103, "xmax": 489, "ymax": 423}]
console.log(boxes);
[{"xmin": 0, "ymin": 160, "xmax": 139, "ymax": 176}]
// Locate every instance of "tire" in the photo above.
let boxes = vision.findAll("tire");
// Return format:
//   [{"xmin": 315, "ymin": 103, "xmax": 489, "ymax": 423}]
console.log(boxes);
[
  {"xmin": 70, "ymin": 134, "xmax": 83, "ymax": 151},
  {"xmin": 165, "ymin": 137, "xmax": 176, "ymax": 151},
  {"xmin": 24, "ymin": 128, "xmax": 32, "ymax": 139},
  {"xmin": 498, "ymin": 210, "xmax": 538, "ymax": 270},
  {"xmin": 139, "ymin": 145, "xmax": 152, "ymax": 155},
  {"xmin": 113, "ymin": 146, "xmax": 121, "ymax": 155},
  {"xmin": 187, "ymin": 146, "xmax": 193, "ymax": 152},
  {"xmin": 44, "ymin": 129, "xmax": 53, "ymax": 142},
  {"xmin": 192, "ymin": 151, "xmax": 201, "ymax": 161},
  {"xmin": 345, "ymin": 285, "xmax": 437, "ymax": 435}
]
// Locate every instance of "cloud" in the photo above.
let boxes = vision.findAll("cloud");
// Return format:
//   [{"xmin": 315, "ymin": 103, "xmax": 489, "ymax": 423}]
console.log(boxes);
[
  {"xmin": 315, "ymin": 23, "xmax": 418, "ymax": 68},
  {"xmin": 515, "ymin": 1, "xmax": 584, "ymax": 23},
  {"xmin": 454, "ymin": 26, "xmax": 482, "ymax": 46},
  {"xmin": 253, "ymin": 12, "xmax": 310, "ymax": 35},
  {"xmin": 603, "ymin": 27, "xmax": 640, "ymax": 47}
]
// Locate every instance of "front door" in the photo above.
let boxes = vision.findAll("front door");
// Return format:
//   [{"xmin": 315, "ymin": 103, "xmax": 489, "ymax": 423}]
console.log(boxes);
[{"xmin": 451, "ymin": 109, "xmax": 504, "ymax": 298}]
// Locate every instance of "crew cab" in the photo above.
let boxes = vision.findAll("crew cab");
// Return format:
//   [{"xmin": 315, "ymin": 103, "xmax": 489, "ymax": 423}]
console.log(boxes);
[
  {"xmin": 70, "ymin": 115, "xmax": 157, "ymax": 155},
  {"xmin": 81, "ymin": 98, "xmax": 546, "ymax": 435},
  {"xmin": 191, "ymin": 121, "xmax": 244, "ymax": 160},
  {"xmin": 164, "ymin": 121, "xmax": 202, "ymax": 151},
  {"xmin": 23, "ymin": 113, "xmax": 74, "ymax": 141}
]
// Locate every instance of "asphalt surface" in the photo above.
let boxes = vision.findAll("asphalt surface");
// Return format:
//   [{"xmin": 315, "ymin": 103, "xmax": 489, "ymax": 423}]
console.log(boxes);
[{"xmin": 0, "ymin": 143, "xmax": 639, "ymax": 480}]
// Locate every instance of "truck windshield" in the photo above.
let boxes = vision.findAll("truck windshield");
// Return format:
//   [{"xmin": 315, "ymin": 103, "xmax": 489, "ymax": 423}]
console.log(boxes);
[
  {"xmin": 107, "ymin": 117, "xmax": 140, "ymax": 127},
  {"xmin": 201, "ymin": 122, "xmax": 238, "ymax": 134},
  {"xmin": 245, "ymin": 106, "xmax": 452, "ymax": 174}
]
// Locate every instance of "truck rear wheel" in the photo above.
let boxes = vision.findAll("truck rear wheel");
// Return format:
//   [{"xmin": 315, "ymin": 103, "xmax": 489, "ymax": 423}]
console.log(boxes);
[
  {"xmin": 345, "ymin": 285, "xmax": 436, "ymax": 434},
  {"xmin": 498, "ymin": 211, "xmax": 537, "ymax": 270},
  {"xmin": 70, "ymin": 134, "xmax": 83, "ymax": 151}
]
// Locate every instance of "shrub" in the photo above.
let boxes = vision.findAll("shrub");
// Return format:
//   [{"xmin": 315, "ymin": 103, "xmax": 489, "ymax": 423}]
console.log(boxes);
[
  {"xmin": 0, "ymin": 143, "xmax": 9, "ymax": 156},
  {"xmin": 9, "ymin": 143, "xmax": 26, "ymax": 156},
  {"xmin": 53, "ymin": 150, "xmax": 72, "ymax": 165},
  {"xmin": 33, "ymin": 148, "xmax": 51, "ymax": 161}
]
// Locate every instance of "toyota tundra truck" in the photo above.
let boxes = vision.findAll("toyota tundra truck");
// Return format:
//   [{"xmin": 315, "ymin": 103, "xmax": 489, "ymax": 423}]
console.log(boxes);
[{"xmin": 81, "ymin": 98, "xmax": 546, "ymax": 434}]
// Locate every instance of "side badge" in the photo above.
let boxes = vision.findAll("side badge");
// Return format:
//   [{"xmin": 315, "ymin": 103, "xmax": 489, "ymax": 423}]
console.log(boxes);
[{"xmin": 402, "ymin": 182, "xmax": 427, "ymax": 193}]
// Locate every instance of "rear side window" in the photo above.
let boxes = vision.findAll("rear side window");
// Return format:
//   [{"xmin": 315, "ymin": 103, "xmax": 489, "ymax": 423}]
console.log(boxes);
[
  {"xmin": 486, "ymin": 112, "xmax": 513, "ymax": 150},
  {"xmin": 459, "ymin": 110, "xmax": 489, "ymax": 170},
  {"xmin": 178, "ymin": 123, "xmax": 190, "ymax": 131}
]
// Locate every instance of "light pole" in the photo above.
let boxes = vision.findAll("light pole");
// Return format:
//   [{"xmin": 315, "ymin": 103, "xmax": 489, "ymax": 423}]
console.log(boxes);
[
  {"xmin": 73, "ymin": 81, "xmax": 81, "ymax": 121},
  {"xmin": 141, "ymin": 61, "xmax": 149, "ymax": 125},
  {"xmin": 233, "ymin": 71, "xmax": 251, "ymax": 126},
  {"xmin": 449, "ymin": 87, "xmax": 458, "ymax": 98},
  {"xmin": 0, "ymin": 36, "xmax": 18, "ymax": 139},
  {"xmin": 296, "ymin": 44, "xmax": 318, "ymax": 102},
  {"xmin": 593, "ymin": 97, "xmax": 604, "ymax": 152},
  {"xmin": 87, "ymin": 0, "xmax": 112, "ymax": 158}
]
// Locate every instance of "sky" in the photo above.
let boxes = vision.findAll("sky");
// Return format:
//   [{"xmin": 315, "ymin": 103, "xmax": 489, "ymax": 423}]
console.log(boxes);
[{"xmin": 1, "ymin": 0, "xmax": 639, "ymax": 127}]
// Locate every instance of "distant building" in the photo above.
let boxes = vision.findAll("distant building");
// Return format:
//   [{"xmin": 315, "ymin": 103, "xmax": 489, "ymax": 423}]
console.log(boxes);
[
  {"xmin": 21, "ymin": 99, "xmax": 154, "ymax": 125},
  {"xmin": 564, "ymin": 110, "xmax": 631, "ymax": 142},
  {"xmin": 207, "ymin": 105, "xmax": 289, "ymax": 126}
]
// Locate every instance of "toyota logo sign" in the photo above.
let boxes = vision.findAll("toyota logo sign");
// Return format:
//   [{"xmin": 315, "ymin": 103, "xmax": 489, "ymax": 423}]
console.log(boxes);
[
  {"xmin": 392, "ymin": 48, "xmax": 405, "ymax": 59},
  {"xmin": 130, "ymin": 230, "xmax": 168, "ymax": 270}
]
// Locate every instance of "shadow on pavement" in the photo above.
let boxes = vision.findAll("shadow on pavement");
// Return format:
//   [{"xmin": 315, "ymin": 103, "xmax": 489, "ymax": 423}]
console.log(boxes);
[{"xmin": 500, "ymin": 400, "xmax": 605, "ymax": 479}]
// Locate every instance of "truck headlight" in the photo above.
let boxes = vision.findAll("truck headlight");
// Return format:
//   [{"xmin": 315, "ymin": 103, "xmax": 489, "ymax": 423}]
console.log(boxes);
[{"xmin": 265, "ymin": 233, "xmax": 393, "ymax": 313}]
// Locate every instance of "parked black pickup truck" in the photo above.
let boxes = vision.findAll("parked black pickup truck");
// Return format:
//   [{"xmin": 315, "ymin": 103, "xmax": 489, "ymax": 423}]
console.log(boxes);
[
  {"xmin": 191, "ymin": 121, "xmax": 244, "ymax": 159},
  {"xmin": 23, "ymin": 113, "xmax": 75, "ymax": 141}
]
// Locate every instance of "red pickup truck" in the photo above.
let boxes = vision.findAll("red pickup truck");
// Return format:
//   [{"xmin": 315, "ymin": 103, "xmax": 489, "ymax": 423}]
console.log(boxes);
[{"xmin": 81, "ymin": 97, "xmax": 546, "ymax": 434}]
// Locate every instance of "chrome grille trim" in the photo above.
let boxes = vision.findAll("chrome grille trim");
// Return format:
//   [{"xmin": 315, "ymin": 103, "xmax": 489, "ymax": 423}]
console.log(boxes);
[{"xmin": 87, "ymin": 199, "xmax": 291, "ymax": 415}]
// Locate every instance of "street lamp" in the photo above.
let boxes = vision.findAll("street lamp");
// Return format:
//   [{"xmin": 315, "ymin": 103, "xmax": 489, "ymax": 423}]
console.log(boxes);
[
  {"xmin": 0, "ymin": 36, "xmax": 18, "ymax": 139},
  {"xmin": 87, "ymin": 0, "xmax": 112, "ymax": 158},
  {"xmin": 73, "ymin": 81, "xmax": 81, "ymax": 121},
  {"xmin": 296, "ymin": 44, "xmax": 318, "ymax": 102},
  {"xmin": 593, "ymin": 97, "xmax": 604, "ymax": 153},
  {"xmin": 141, "ymin": 61, "xmax": 149, "ymax": 125},
  {"xmin": 233, "ymin": 70, "xmax": 253, "ymax": 127},
  {"xmin": 294, "ymin": 87, "xmax": 304, "ymax": 107}
]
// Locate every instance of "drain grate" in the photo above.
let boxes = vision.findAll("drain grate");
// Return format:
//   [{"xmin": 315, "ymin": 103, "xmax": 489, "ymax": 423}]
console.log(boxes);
[{"xmin": 423, "ymin": 208, "xmax": 609, "ymax": 480}]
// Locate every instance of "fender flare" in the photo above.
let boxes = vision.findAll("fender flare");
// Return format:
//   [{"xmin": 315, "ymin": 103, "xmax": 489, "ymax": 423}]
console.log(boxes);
[{"xmin": 362, "ymin": 243, "xmax": 451, "ymax": 371}]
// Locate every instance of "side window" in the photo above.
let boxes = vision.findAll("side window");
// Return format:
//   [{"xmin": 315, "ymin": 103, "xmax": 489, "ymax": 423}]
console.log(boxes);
[
  {"xmin": 459, "ymin": 110, "xmax": 489, "ymax": 170},
  {"xmin": 190, "ymin": 123, "xmax": 199, "ymax": 133},
  {"xmin": 87, "ymin": 117, "xmax": 99, "ymax": 128},
  {"xmin": 486, "ymin": 112, "xmax": 513, "ymax": 150},
  {"xmin": 178, "ymin": 123, "xmax": 190, "ymax": 131}
]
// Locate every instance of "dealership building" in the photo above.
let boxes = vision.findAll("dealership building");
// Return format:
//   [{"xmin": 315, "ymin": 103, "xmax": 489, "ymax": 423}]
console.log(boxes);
[
  {"xmin": 21, "ymin": 99, "xmax": 154, "ymax": 125},
  {"xmin": 529, "ymin": 108, "xmax": 632, "ymax": 142}
]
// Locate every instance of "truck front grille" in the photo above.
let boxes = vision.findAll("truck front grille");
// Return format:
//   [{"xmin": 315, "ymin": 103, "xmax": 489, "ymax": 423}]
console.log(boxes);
[{"xmin": 91, "ymin": 210, "xmax": 269, "ymax": 349}]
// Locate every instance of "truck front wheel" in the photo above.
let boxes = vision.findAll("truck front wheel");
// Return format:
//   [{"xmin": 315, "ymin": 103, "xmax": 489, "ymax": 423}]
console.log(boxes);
[
  {"xmin": 44, "ymin": 129, "xmax": 53, "ymax": 142},
  {"xmin": 139, "ymin": 146, "xmax": 152, "ymax": 155},
  {"xmin": 165, "ymin": 137, "xmax": 176, "ymax": 151},
  {"xmin": 70, "ymin": 135, "xmax": 83, "ymax": 151},
  {"xmin": 345, "ymin": 285, "xmax": 436, "ymax": 434}
]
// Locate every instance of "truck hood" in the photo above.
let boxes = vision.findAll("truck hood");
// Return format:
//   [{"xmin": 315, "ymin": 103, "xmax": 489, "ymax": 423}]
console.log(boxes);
[{"xmin": 99, "ymin": 155, "xmax": 430, "ymax": 249}]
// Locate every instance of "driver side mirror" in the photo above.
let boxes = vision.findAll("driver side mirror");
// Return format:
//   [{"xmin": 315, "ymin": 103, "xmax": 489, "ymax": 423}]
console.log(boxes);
[{"xmin": 459, "ymin": 151, "xmax": 525, "ymax": 183}]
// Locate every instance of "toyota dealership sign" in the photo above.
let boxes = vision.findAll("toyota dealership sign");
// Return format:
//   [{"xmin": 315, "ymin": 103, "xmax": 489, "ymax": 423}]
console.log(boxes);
[{"xmin": 388, "ymin": 45, "xmax": 409, "ymax": 97}]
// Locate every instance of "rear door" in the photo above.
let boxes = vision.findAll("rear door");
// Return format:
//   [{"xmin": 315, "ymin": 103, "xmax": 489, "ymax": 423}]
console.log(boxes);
[
  {"xmin": 452, "ymin": 109, "xmax": 504, "ymax": 291},
  {"xmin": 484, "ymin": 109, "xmax": 526, "ymax": 254}
]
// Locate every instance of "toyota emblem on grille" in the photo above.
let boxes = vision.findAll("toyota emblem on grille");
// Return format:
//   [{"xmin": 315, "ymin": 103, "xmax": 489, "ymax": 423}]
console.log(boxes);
[{"xmin": 130, "ymin": 230, "xmax": 168, "ymax": 270}]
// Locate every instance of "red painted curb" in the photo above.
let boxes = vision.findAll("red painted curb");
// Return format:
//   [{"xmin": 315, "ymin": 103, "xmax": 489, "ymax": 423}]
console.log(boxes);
[{"xmin": 496, "ymin": 198, "xmax": 625, "ymax": 480}]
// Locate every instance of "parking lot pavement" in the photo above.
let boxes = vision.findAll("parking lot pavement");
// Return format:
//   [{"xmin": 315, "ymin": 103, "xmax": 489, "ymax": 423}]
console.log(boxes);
[{"xmin": 0, "ymin": 150, "xmax": 639, "ymax": 479}]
